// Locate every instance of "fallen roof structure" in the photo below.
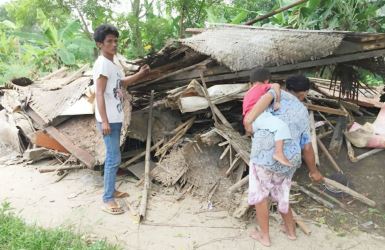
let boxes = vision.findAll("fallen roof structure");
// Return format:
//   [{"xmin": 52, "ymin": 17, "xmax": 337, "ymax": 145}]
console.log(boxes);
[{"xmin": 1, "ymin": 24, "xmax": 385, "ymax": 222}]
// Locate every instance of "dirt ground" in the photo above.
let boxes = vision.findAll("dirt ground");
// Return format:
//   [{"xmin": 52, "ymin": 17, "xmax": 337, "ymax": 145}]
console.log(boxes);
[{"xmin": 1, "ymin": 161, "xmax": 385, "ymax": 250}]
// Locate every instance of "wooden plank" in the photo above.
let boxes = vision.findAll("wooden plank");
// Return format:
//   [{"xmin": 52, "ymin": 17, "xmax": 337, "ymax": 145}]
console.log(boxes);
[
  {"xmin": 45, "ymin": 126, "xmax": 95, "ymax": 169},
  {"xmin": 305, "ymin": 103, "xmax": 348, "ymax": 116}
]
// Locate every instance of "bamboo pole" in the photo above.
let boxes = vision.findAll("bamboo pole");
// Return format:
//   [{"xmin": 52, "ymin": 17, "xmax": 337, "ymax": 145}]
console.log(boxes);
[
  {"xmin": 139, "ymin": 90, "xmax": 155, "ymax": 221},
  {"xmin": 244, "ymin": 0, "xmax": 309, "ymax": 25}
]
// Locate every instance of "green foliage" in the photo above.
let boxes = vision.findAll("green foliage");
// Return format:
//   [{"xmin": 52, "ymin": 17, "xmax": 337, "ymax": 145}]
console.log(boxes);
[
  {"xmin": 0, "ymin": 201, "xmax": 120, "ymax": 250},
  {"xmin": 2, "ymin": 0, "xmax": 385, "ymax": 85},
  {"xmin": 4, "ymin": 0, "xmax": 71, "ymax": 29}
]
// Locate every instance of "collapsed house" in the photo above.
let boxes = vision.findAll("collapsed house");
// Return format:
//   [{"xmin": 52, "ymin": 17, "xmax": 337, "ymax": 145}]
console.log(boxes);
[{"xmin": 1, "ymin": 24, "xmax": 385, "ymax": 222}]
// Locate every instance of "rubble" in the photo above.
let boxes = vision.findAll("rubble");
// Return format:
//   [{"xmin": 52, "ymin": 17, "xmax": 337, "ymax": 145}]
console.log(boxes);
[{"xmin": 1, "ymin": 24, "xmax": 385, "ymax": 224}]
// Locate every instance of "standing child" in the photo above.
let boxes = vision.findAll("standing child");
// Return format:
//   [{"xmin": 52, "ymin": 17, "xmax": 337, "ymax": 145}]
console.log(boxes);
[{"xmin": 243, "ymin": 67, "xmax": 292, "ymax": 166}]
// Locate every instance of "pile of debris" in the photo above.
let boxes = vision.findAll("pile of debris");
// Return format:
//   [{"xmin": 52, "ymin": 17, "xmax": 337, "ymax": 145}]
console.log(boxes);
[{"xmin": 1, "ymin": 24, "xmax": 385, "ymax": 225}]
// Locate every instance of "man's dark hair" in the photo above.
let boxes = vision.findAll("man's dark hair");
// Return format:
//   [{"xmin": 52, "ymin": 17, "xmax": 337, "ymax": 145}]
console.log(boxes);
[
  {"xmin": 250, "ymin": 67, "xmax": 271, "ymax": 83},
  {"xmin": 93, "ymin": 24, "xmax": 119, "ymax": 43},
  {"xmin": 285, "ymin": 75, "xmax": 310, "ymax": 92}
]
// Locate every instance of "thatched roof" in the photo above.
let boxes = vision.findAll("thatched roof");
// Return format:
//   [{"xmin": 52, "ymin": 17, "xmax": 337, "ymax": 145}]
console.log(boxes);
[{"xmin": 180, "ymin": 25, "xmax": 384, "ymax": 71}]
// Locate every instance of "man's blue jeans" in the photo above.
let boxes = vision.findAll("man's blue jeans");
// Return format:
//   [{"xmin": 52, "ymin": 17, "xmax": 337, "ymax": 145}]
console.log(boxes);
[{"xmin": 97, "ymin": 122, "xmax": 122, "ymax": 203}]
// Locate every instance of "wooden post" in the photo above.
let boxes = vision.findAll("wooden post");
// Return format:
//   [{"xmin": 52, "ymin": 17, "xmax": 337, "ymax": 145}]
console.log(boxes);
[{"xmin": 139, "ymin": 90, "xmax": 155, "ymax": 221}]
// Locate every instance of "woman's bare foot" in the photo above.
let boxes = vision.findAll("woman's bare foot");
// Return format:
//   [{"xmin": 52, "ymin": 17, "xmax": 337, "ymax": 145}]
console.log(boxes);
[
  {"xmin": 280, "ymin": 224, "xmax": 297, "ymax": 240},
  {"xmin": 273, "ymin": 152, "xmax": 293, "ymax": 167},
  {"xmin": 249, "ymin": 228, "xmax": 271, "ymax": 247}
]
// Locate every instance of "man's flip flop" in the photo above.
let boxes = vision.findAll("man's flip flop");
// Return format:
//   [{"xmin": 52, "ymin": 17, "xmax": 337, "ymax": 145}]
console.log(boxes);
[
  {"xmin": 114, "ymin": 191, "xmax": 129, "ymax": 198},
  {"xmin": 101, "ymin": 206, "xmax": 125, "ymax": 215}
]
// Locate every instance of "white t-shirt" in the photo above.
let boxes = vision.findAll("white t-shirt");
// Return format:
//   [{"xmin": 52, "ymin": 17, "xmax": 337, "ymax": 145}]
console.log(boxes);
[{"xmin": 93, "ymin": 55, "xmax": 124, "ymax": 123}]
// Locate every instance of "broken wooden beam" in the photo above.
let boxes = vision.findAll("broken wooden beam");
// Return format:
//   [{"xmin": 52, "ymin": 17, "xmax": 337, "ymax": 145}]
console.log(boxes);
[
  {"xmin": 155, "ymin": 116, "xmax": 195, "ymax": 157},
  {"xmin": 292, "ymin": 209, "xmax": 311, "ymax": 235},
  {"xmin": 328, "ymin": 116, "xmax": 347, "ymax": 157},
  {"xmin": 44, "ymin": 126, "xmax": 95, "ymax": 169},
  {"xmin": 324, "ymin": 177, "xmax": 376, "ymax": 207},
  {"xmin": 354, "ymin": 148, "xmax": 385, "ymax": 163},
  {"xmin": 120, "ymin": 139, "xmax": 164, "ymax": 169},
  {"xmin": 308, "ymin": 185, "xmax": 347, "ymax": 209},
  {"xmin": 39, "ymin": 165, "xmax": 84, "ymax": 173},
  {"xmin": 296, "ymin": 184, "xmax": 335, "ymax": 209},
  {"xmin": 305, "ymin": 103, "xmax": 348, "ymax": 116},
  {"xmin": 317, "ymin": 137, "xmax": 343, "ymax": 173},
  {"xmin": 228, "ymin": 175, "xmax": 248, "ymax": 194}
]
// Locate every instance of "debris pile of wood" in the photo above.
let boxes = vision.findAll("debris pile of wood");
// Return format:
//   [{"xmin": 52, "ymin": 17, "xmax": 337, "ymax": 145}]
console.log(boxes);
[{"xmin": 1, "ymin": 24, "xmax": 385, "ymax": 221}]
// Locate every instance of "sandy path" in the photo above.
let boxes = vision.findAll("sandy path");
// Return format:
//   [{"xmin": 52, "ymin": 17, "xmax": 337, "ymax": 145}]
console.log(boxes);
[{"xmin": 1, "ymin": 162, "xmax": 384, "ymax": 250}]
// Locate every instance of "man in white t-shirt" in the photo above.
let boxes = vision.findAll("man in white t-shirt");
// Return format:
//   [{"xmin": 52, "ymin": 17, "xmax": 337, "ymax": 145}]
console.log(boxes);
[{"xmin": 93, "ymin": 24, "xmax": 150, "ymax": 215}]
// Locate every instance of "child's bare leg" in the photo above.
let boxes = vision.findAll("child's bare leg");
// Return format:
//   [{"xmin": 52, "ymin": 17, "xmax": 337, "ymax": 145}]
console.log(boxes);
[
  {"xmin": 250, "ymin": 198, "xmax": 271, "ymax": 247},
  {"xmin": 273, "ymin": 140, "xmax": 293, "ymax": 167},
  {"xmin": 280, "ymin": 207, "xmax": 297, "ymax": 240}
]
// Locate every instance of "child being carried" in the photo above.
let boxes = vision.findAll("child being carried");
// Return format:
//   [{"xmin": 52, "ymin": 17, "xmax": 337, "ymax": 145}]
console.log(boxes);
[{"xmin": 243, "ymin": 67, "xmax": 292, "ymax": 167}]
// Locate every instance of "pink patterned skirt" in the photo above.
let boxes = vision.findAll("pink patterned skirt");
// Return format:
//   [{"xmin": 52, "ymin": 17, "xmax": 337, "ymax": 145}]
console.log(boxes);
[{"xmin": 248, "ymin": 163, "xmax": 292, "ymax": 214}]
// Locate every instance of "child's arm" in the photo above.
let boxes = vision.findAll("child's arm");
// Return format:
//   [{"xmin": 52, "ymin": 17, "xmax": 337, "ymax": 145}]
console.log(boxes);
[
  {"xmin": 244, "ymin": 92, "xmax": 274, "ymax": 134},
  {"xmin": 270, "ymin": 83, "xmax": 281, "ymax": 110}
]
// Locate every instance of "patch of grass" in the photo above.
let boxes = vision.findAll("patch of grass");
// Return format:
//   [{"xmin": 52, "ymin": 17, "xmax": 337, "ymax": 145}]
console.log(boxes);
[{"xmin": 0, "ymin": 201, "xmax": 120, "ymax": 250}]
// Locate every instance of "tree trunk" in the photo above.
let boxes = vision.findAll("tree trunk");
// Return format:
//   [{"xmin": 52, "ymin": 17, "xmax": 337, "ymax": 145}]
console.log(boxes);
[{"xmin": 130, "ymin": 0, "xmax": 145, "ymax": 57}]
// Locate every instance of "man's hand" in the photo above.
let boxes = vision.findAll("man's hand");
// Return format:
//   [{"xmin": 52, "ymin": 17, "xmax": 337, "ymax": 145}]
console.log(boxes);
[
  {"xmin": 309, "ymin": 170, "xmax": 324, "ymax": 183},
  {"xmin": 273, "ymin": 102, "xmax": 281, "ymax": 111},
  {"xmin": 102, "ymin": 121, "xmax": 111, "ymax": 135},
  {"xmin": 139, "ymin": 64, "xmax": 150, "ymax": 76}
]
